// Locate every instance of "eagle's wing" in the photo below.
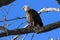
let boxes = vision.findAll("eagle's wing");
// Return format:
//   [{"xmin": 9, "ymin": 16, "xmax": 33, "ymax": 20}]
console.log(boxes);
[{"xmin": 31, "ymin": 9, "xmax": 43, "ymax": 26}]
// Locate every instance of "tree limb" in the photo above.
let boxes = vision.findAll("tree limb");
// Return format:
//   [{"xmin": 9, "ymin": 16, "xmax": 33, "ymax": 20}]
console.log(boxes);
[
  {"xmin": 38, "ymin": 8, "xmax": 60, "ymax": 14},
  {"xmin": 0, "ymin": 26, "xmax": 8, "ymax": 36},
  {"xmin": 0, "ymin": 21, "xmax": 60, "ymax": 37},
  {"xmin": 56, "ymin": 0, "xmax": 60, "ymax": 5},
  {"xmin": 0, "ymin": 0, "xmax": 15, "ymax": 7},
  {"xmin": 0, "ymin": 17, "xmax": 26, "ymax": 22}
]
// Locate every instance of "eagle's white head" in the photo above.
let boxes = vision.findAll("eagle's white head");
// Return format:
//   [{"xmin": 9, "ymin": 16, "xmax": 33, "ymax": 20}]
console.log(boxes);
[{"xmin": 23, "ymin": 5, "xmax": 30, "ymax": 12}]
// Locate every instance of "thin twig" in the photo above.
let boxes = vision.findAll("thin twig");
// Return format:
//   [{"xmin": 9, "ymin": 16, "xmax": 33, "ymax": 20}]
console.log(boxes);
[
  {"xmin": 0, "ymin": 17, "xmax": 26, "ymax": 22},
  {"xmin": 22, "ymin": 34, "xmax": 28, "ymax": 40},
  {"xmin": 31, "ymin": 33, "xmax": 35, "ymax": 40},
  {"xmin": 12, "ymin": 21, "xmax": 27, "ymax": 40}
]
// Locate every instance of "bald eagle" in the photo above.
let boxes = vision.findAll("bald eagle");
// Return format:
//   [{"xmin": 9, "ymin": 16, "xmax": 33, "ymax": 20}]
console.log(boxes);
[{"xmin": 23, "ymin": 5, "xmax": 43, "ymax": 31}]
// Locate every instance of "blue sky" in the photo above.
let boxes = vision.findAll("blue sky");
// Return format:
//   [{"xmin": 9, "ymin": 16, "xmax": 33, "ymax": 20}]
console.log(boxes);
[{"xmin": 0, "ymin": 0, "xmax": 60, "ymax": 40}]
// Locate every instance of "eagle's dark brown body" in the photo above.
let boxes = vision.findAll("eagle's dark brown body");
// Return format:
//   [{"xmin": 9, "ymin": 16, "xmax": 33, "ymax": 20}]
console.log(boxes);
[{"xmin": 26, "ymin": 9, "xmax": 43, "ymax": 27}]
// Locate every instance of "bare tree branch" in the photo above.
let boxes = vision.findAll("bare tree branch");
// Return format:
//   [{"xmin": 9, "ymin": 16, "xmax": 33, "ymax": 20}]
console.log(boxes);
[
  {"xmin": 56, "ymin": 0, "xmax": 60, "ymax": 5},
  {"xmin": 11, "ymin": 35, "xmax": 19, "ymax": 40},
  {"xmin": 0, "ymin": 0, "xmax": 15, "ymax": 7},
  {"xmin": 49, "ymin": 37, "xmax": 53, "ymax": 40},
  {"xmin": 0, "ymin": 21, "xmax": 60, "ymax": 37},
  {"xmin": 22, "ymin": 34, "xmax": 28, "ymax": 40},
  {"xmin": 11, "ymin": 21, "xmax": 27, "ymax": 40},
  {"xmin": 0, "ymin": 17, "xmax": 26, "ymax": 22},
  {"xmin": 31, "ymin": 33, "xmax": 35, "ymax": 40},
  {"xmin": 38, "ymin": 8, "xmax": 60, "ymax": 14},
  {"xmin": 0, "ymin": 26, "xmax": 8, "ymax": 36}
]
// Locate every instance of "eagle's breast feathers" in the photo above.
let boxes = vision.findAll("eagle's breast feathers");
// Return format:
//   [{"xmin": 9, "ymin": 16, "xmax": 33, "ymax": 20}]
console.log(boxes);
[{"xmin": 26, "ymin": 9, "xmax": 43, "ymax": 27}]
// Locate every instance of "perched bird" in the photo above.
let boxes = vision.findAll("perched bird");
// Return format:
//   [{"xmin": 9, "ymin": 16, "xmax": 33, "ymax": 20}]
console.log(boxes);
[
  {"xmin": 23, "ymin": 5, "xmax": 43, "ymax": 32},
  {"xmin": 56, "ymin": 0, "xmax": 60, "ymax": 5},
  {"xmin": 0, "ymin": 0, "xmax": 15, "ymax": 7}
]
